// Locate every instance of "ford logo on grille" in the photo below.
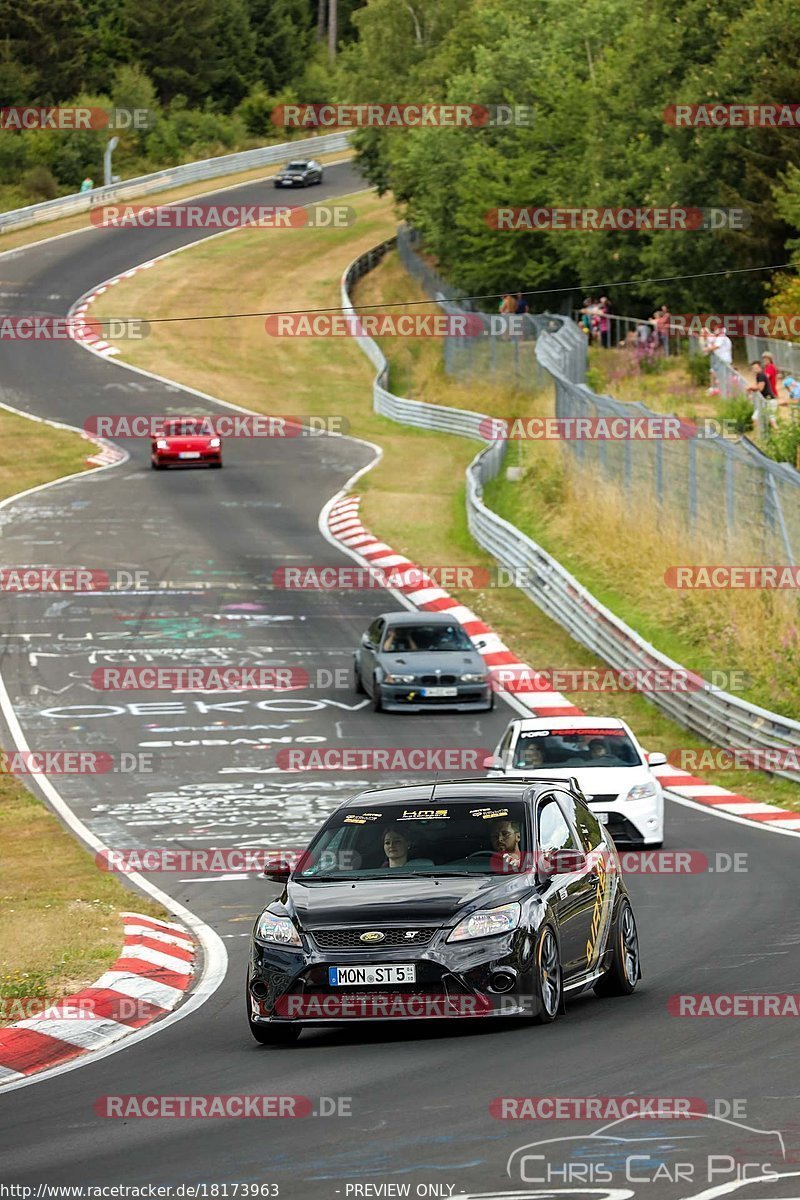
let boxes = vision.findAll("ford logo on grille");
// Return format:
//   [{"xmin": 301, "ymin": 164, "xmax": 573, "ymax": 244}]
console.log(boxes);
[{"xmin": 359, "ymin": 931, "xmax": 385, "ymax": 943}]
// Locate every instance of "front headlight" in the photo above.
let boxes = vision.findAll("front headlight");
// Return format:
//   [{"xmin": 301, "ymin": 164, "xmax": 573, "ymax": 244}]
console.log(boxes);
[
  {"xmin": 209, "ymin": 437, "xmax": 221, "ymax": 448},
  {"xmin": 460, "ymin": 673, "xmax": 488, "ymax": 683},
  {"xmin": 626, "ymin": 782, "xmax": 658, "ymax": 801},
  {"xmin": 255, "ymin": 910, "xmax": 301, "ymax": 946},
  {"xmin": 384, "ymin": 673, "xmax": 414, "ymax": 684},
  {"xmin": 447, "ymin": 902, "xmax": 521, "ymax": 943},
  {"xmin": 156, "ymin": 439, "xmax": 168, "ymax": 449}
]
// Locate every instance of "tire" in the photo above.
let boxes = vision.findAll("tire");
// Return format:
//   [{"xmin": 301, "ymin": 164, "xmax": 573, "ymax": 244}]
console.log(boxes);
[
  {"xmin": 531, "ymin": 925, "xmax": 562, "ymax": 1024},
  {"xmin": 371, "ymin": 677, "xmax": 383, "ymax": 712},
  {"xmin": 647, "ymin": 840, "xmax": 663, "ymax": 849},
  {"xmin": 483, "ymin": 690, "xmax": 495, "ymax": 712},
  {"xmin": 594, "ymin": 898, "xmax": 640, "ymax": 997},
  {"xmin": 353, "ymin": 661, "xmax": 366, "ymax": 695},
  {"xmin": 151, "ymin": 460, "xmax": 162, "ymax": 470},
  {"xmin": 211, "ymin": 461, "xmax": 222, "ymax": 469}
]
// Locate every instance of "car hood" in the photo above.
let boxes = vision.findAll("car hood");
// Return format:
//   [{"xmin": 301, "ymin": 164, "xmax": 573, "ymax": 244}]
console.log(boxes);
[
  {"xmin": 377, "ymin": 650, "xmax": 485, "ymax": 673},
  {"xmin": 499, "ymin": 764, "xmax": 657, "ymax": 798},
  {"xmin": 285, "ymin": 874, "xmax": 513, "ymax": 929}
]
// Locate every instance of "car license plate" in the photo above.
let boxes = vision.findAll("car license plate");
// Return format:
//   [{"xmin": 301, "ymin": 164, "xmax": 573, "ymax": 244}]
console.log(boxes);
[
  {"xmin": 328, "ymin": 964, "xmax": 416, "ymax": 986},
  {"xmin": 179, "ymin": 451, "xmax": 201, "ymax": 459},
  {"xmin": 421, "ymin": 686, "xmax": 458, "ymax": 697}
]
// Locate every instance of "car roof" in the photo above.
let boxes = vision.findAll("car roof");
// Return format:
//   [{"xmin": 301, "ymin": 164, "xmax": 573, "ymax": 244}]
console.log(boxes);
[
  {"xmin": 514, "ymin": 716, "xmax": 627, "ymax": 731},
  {"xmin": 377, "ymin": 611, "xmax": 462, "ymax": 626},
  {"xmin": 340, "ymin": 778, "xmax": 584, "ymax": 809}
]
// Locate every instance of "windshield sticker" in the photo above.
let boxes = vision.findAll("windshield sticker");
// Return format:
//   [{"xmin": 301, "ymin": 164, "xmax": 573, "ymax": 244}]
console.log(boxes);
[
  {"xmin": 343, "ymin": 811, "xmax": 382, "ymax": 824},
  {"xmin": 398, "ymin": 808, "xmax": 449, "ymax": 820},
  {"xmin": 470, "ymin": 806, "xmax": 510, "ymax": 819},
  {"xmin": 521, "ymin": 727, "xmax": 626, "ymax": 738}
]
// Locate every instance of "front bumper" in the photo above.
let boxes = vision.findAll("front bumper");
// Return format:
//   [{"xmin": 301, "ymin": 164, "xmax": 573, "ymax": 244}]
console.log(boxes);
[
  {"xmin": 378, "ymin": 683, "xmax": 492, "ymax": 712},
  {"xmin": 590, "ymin": 793, "xmax": 664, "ymax": 845},
  {"xmin": 248, "ymin": 929, "xmax": 537, "ymax": 1025},
  {"xmin": 274, "ymin": 178, "xmax": 306, "ymax": 187},
  {"xmin": 153, "ymin": 450, "xmax": 222, "ymax": 467}
]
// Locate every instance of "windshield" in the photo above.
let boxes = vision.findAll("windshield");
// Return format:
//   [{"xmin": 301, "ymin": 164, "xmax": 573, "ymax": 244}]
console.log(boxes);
[
  {"xmin": 381, "ymin": 623, "xmax": 474, "ymax": 653},
  {"xmin": 286, "ymin": 161, "xmax": 308, "ymax": 171},
  {"xmin": 295, "ymin": 799, "xmax": 529, "ymax": 878},
  {"xmin": 512, "ymin": 727, "xmax": 642, "ymax": 769},
  {"xmin": 161, "ymin": 419, "xmax": 213, "ymax": 437}
]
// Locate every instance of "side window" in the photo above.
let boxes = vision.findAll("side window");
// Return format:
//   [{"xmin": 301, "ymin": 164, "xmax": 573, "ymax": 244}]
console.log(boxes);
[
  {"xmin": 368, "ymin": 618, "xmax": 384, "ymax": 646},
  {"xmin": 571, "ymin": 797, "xmax": 604, "ymax": 852},
  {"xmin": 537, "ymin": 796, "xmax": 579, "ymax": 852},
  {"xmin": 497, "ymin": 725, "xmax": 515, "ymax": 764}
]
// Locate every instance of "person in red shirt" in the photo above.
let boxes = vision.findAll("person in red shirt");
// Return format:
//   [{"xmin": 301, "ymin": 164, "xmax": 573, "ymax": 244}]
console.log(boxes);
[{"xmin": 761, "ymin": 352, "xmax": 778, "ymax": 398}]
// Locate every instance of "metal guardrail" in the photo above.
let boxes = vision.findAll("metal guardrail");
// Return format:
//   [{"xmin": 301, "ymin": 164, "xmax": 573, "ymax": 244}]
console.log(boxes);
[
  {"xmin": 746, "ymin": 333, "xmax": 800, "ymax": 376},
  {"xmin": 342, "ymin": 239, "xmax": 800, "ymax": 784},
  {"xmin": 0, "ymin": 131, "xmax": 352, "ymax": 235}
]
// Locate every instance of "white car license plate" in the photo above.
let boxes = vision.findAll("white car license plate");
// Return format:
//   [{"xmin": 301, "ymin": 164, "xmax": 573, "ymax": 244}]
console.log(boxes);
[
  {"xmin": 179, "ymin": 451, "xmax": 201, "ymax": 459},
  {"xmin": 421, "ymin": 686, "xmax": 458, "ymax": 697},
  {"xmin": 328, "ymin": 964, "xmax": 416, "ymax": 986}
]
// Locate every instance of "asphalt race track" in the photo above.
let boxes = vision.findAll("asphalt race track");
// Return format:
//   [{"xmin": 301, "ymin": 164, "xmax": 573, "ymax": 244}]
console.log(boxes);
[{"xmin": 1, "ymin": 161, "xmax": 800, "ymax": 1200}]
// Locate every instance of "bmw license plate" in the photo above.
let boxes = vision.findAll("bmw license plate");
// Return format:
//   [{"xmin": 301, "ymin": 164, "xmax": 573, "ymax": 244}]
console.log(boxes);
[
  {"xmin": 179, "ymin": 451, "xmax": 201, "ymax": 459},
  {"xmin": 328, "ymin": 964, "xmax": 416, "ymax": 986},
  {"xmin": 421, "ymin": 687, "xmax": 458, "ymax": 697}
]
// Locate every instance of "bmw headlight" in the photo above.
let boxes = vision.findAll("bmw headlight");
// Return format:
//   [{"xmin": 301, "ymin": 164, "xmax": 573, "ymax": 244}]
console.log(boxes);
[
  {"xmin": 625, "ymin": 782, "xmax": 658, "ymax": 801},
  {"xmin": 156, "ymin": 439, "xmax": 168, "ymax": 449},
  {"xmin": 255, "ymin": 910, "xmax": 301, "ymax": 946},
  {"xmin": 460, "ymin": 673, "xmax": 488, "ymax": 683},
  {"xmin": 384, "ymin": 673, "xmax": 414, "ymax": 684},
  {"xmin": 447, "ymin": 902, "xmax": 521, "ymax": 943}
]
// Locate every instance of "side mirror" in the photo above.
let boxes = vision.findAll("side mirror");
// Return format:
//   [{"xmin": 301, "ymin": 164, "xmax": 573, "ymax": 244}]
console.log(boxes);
[
  {"xmin": 474, "ymin": 637, "xmax": 488, "ymax": 651},
  {"xmin": 482, "ymin": 755, "xmax": 503, "ymax": 770},
  {"xmin": 361, "ymin": 634, "xmax": 374, "ymax": 649},
  {"xmin": 262, "ymin": 858, "xmax": 292, "ymax": 883},
  {"xmin": 646, "ymin": 751, "xmax": 668, "ymax": 766},
  {"xmin": 539, "ymin": 848, "xmax": 587, "ymax": 876}
]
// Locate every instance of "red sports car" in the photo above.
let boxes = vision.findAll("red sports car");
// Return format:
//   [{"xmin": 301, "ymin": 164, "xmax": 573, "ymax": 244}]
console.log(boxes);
[{"xmin": 151, "ymin": 417, "xmax": 222, "ymax": 469}]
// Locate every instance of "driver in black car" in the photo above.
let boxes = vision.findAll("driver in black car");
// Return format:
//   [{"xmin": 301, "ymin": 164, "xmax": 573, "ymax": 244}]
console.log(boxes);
[{"xmin": 489, "ymin": 818, "xmax": 522, "ymax": 872}]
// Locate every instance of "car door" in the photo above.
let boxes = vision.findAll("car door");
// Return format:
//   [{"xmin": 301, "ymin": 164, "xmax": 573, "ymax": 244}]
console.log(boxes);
[
  {"xmin": 360, "ymin": 618, "xmax": 384, "ymax": 695},
  {"xmin": 536, "ymin": 792, "xmax": 599, "ymax": 980}
]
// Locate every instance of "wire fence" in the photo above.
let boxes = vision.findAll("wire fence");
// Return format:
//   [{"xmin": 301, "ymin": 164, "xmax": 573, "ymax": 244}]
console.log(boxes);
[{"xmin": 397, "ymin": 229, "xmax": 800, "ymax": 564}]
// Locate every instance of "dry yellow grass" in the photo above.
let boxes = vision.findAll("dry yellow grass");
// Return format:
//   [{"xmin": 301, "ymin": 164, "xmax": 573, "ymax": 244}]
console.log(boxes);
[{"xmin": 89, "ymin": 200, "xmax": 800, "ymax": 810}]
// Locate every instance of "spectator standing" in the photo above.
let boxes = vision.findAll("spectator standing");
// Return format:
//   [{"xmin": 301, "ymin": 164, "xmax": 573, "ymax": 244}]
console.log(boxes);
[
  {"xmin": 653, "ymin": 305, "xmax": 672, "ymax": 355},
  {"xmin": 761, "ymin": 352, "xmax": 778, "ymax": 398},
  {"xmin": 598, "ymin": 296, "xmax": 613, "ymax": 348},
  {"xmin": 747, "ymin": 359, "xmax": 778, "ymax": 429}
]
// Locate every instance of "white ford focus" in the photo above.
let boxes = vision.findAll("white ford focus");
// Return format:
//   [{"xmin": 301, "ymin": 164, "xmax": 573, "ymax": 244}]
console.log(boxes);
[{"xmin": 484, "ymin": 715, "xmax": 665, "ymax": 847}]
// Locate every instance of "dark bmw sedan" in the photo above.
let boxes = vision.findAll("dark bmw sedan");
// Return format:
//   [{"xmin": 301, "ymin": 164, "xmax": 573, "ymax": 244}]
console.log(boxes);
[
  {"xmin": 353, "ymin": 611, "xmax": 493, "ymax": 712},
  {"xmin": 247, "ymin": 779, "xmax": 640, "ymax": 1044}
]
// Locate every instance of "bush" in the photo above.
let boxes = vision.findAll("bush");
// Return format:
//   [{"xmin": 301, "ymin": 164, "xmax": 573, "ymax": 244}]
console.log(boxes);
[
  {"xmin": 763, "ymin": 415, "xmax": 800, "ymax": 465},
  {"xmin": 21, "ymin": 165, "xmax": 59, "ymax": 202},
  {"xmin": 716, "ymin": 394, "xmax": 754, "ymax": 434},
  {"xmin": 685, "ymin": 351, "xmax": 709, "ymax": 387}
]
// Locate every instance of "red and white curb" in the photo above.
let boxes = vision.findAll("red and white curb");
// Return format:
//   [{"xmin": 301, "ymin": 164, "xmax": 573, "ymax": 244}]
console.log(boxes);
[
  {"xmin": 327, "ymin": 494, "xmax": 800, "ymax": 833},
  {"xmin": 69, "ymin": 261, "xmax": 157, "ymax": 359},
  {"xmin": 0, "ymin": 913, "xmax": 196, "ymax": 1085}
]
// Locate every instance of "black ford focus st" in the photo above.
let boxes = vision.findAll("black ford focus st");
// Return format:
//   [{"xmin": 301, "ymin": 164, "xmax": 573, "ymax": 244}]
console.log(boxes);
[{"xmin": 247, "ymin": 778, "xmax": 640, "ymax": 1044}]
